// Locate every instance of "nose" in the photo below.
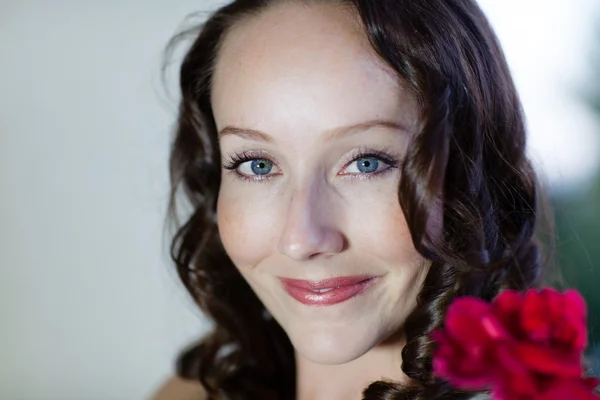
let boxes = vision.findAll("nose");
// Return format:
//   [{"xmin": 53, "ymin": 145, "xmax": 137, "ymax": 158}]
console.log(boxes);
[{"xmin": 277, "ymin": 181, "xmax": 346, "ymax": 261}]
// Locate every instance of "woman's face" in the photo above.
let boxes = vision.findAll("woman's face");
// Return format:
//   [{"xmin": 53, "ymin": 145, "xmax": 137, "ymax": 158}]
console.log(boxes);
[{"xmin": 212, "ymin": 2, "xmax": 428, "ymax": 365}]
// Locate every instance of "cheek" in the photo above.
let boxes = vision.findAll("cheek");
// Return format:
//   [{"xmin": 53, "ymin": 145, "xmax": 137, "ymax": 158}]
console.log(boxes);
[
  {"xmin": 216, "ymin": 183, "xmax": 278, "ymax": 270},
  {"xmin": 347, "ymin": 181, "xmax": 421, "ymax": 266}
]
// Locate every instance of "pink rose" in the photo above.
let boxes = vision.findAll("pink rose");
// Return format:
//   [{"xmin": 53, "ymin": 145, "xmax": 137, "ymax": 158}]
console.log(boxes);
[{"xmin": 432, "ymin": 288, "xmax": 599, "ymax": 399}]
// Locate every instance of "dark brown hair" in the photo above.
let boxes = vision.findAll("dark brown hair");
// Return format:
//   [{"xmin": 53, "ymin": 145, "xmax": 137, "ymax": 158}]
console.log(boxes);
[{"xmin": 165, "ymin": 0, "xmax": 544, "ymax": 398}]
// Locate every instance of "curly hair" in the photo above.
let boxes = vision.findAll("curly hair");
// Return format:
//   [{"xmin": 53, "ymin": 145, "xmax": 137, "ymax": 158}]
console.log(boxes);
[{"xmin": 165, "ymin": 1, "xmax": 546, "ymax": 399}]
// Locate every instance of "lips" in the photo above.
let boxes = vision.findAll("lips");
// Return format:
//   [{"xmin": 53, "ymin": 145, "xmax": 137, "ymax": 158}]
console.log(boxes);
[{"xmin": 279, "ymin": 276, "xmax": 377, "ymax": 306}]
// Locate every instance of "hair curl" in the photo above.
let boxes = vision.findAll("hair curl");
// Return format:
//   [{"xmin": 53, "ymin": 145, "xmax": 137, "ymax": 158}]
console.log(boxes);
[{"xmin": 165, "ymin": 1, "xmax": 547, "ymax": 399}]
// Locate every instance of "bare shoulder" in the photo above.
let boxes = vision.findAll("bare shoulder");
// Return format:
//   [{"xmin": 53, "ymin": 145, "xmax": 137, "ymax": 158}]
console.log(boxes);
[{"xmin": 149, "ymin": 375, "xmax": 207, "ymax": 400}]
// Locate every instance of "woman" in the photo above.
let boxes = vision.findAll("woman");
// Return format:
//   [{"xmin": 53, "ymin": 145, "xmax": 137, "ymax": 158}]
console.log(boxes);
[{"xmin": 153, "ymin": 0, "xmax": 542, "ymax": 399}]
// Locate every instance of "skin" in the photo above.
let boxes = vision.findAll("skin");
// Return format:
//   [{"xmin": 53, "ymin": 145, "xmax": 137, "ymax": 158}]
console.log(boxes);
[
  {"xmin": 149, "ymin": 376, "xmax": 206, "ymax": 400},
  {"xmin": 211, "ymin": 2, "xmax": 429, "ymax": 399}
]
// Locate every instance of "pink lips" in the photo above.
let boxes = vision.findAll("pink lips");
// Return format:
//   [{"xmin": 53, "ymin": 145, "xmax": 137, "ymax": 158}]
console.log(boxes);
[{"xmin": 279, "ymin": 276, "xmax": 377, "ymax": 306}]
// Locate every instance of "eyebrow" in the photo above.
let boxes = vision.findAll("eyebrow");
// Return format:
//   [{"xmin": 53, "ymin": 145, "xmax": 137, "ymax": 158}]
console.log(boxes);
[{"xmin": 217, "ymin": 119, "xmax": 410, "ymax": 143}]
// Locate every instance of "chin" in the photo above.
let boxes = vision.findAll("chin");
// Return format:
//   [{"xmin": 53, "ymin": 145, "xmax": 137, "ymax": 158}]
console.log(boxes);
[{"xmin": 285, "ymin": 319, "xmax": 388, "ymax": 365}]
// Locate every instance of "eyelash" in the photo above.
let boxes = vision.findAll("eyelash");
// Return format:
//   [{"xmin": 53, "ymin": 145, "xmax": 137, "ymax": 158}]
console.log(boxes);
[
  {"xmin": 222, "ymin": 150, "xmax": 279, "ymax": 182},
  {"xmin": 222, "ymin": 148, "xmax": 400, "ymax": 182}
]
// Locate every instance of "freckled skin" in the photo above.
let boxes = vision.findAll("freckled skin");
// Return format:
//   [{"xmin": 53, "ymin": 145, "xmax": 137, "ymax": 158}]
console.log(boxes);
[{"xmin": 212, "ymin": 2, "xmax": 428, "ymax": 397}]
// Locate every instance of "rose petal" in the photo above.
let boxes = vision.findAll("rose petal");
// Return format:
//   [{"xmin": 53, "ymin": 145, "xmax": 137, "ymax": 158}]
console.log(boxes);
[
  {"xmin": 444, "ymin": 298, "xmax": 501, "ymax": 346},
  {"xmin": 537, "ymin": 378, "xmax": 600, "ymax": 400},
  {"xmin": 522, "ymin": 290, "xmax": 552, "ymax": 344},
  {"xmin": 494, "ymin": 290, "xmax": 525, "ymax": 337},
  {"xmin": 432, "ymin": 329, "xmax": 496, "ymax": 389},
  {"xmin": 495, "ymin": 345, "xmax": 539, "ymax": 395},
  {"xmin": 559, "ymin": 290, "xmax": 589, "ymax": 352},
  {"xmin": 563, "ymin": 290, "xmax": 588, "ymax": 321},
  {"xmin": 513, "ymin": 342, "xmax": 582, "ymax": 378}
]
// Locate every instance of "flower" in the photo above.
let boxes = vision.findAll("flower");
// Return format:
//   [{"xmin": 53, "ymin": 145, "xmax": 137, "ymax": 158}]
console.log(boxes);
[
  {"xmin": 536, "ymin": 378, "xmax": 600, "ymax": 400},
  {"xmin": 432, "ymin": 288, "xmax": 599, "ymax": 399},
  {"xmin": 431, "ymin": 298, "xmax": 505, "ymax": 389}
]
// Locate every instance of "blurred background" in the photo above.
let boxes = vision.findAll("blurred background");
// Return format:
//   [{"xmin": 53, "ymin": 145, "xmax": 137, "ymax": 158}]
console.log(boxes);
[{"xmin": 1, "ymin": 0, "xmax": 599, "ymax": 399}]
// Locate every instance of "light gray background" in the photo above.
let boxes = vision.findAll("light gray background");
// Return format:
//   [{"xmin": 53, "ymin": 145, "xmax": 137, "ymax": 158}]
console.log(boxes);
[{"xmin": 1, "ymin": 1, "xmax": 598, "ymax": 399}]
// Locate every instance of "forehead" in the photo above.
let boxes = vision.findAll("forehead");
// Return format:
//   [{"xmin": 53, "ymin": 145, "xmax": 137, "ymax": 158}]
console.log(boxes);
[{"xmin": 211, "ymin": 2, "xmax": 419, "ymax": 138}]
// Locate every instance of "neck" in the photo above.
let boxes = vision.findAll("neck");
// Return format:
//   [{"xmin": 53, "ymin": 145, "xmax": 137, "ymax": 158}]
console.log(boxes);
[{"xmin": 295, "ymin": 333, "xmax": 410, "ymax": 400}]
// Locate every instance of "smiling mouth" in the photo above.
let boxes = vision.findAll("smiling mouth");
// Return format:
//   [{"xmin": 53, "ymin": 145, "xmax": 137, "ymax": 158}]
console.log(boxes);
[{"xmin": 278, "ymin": 276, "xmax": 378, "ymax": 306}]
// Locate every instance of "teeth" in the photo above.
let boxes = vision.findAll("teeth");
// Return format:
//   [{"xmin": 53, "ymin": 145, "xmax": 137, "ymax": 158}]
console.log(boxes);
[{"xmin": 312, "ymin": 287, "xmax": 340, "ymax": 293}]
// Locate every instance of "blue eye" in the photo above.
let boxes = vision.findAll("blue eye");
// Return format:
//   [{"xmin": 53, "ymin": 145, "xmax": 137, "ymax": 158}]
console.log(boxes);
[
  {"xmin": 251, "ymin": 159, "xmax": 273, "ymax": 175},
  {"xmin": 223, "ymin": 152, "xmax": 282, "ymax": 181},
  {"xmin": 356, "ymin": 157, "xmax": 379, "ymax": 173},
  {"xmin": 341, "ymin": 151, "xmax": 398, "ymax": 176},
  {"xmin": 238, "ymin": 159, "xmax": 273, "ymax": 176}
]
